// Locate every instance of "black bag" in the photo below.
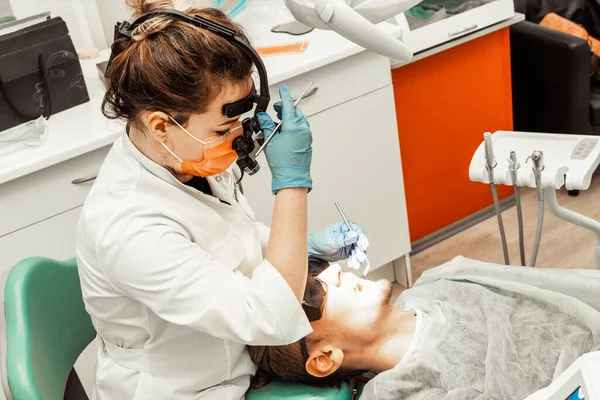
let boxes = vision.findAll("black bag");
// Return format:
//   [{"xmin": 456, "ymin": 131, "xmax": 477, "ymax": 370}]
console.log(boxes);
[{"xmin": 0, "ymin": 16, "xmax": 89, "ymax": 132}]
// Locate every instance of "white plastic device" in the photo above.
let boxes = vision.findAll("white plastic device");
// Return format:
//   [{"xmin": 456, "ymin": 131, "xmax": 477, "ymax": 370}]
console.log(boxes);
[
  {"xmin": 470, "ymin": 131, "xmax": 600, "ymax": 269},
  {"xmin": 283, "ymin": 0, "xmax": 423, "ymax": 62},
  {"xmin": 469, "ymin": 131, "xmax": 600, "ymax": 191},
  {"xmin": 393, "ymin": 0, "xmax": 515, "ymax": 55}
]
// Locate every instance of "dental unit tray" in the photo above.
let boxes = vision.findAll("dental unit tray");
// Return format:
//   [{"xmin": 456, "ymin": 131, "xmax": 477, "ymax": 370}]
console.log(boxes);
[
  {"xmin": 469, "ymin": 131, "xmax": 600, "ymax": 191},
  {"xmin": 469, "ymin": 131, "xmax": 600, "ymax": 270}
]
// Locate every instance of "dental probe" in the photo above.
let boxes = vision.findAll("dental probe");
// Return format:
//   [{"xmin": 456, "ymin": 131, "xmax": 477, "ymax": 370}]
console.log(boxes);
[
  {"xmin": 255, "ymin": 82, "xmax": 315, "ymax": 157},
  {"xmin": 334, "ymin": 202, "xmax": 372, "ymax": 276},
  {"xmin": 508, "ymin": 151, "xmax": 526, "ymax": 267},
  {"xmin": 484, "ymin": 133, "xmax": 510, "ymax": 265}
]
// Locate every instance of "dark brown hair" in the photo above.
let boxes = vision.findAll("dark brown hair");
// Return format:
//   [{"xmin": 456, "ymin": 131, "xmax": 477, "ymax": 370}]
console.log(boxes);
[
  {"xmin": 248, "ymin": 340, "xmax": 366, "ymax": 389},
  {"xmin": 102, "ymin": 0, "xmax": 253, "ymax": 131}
]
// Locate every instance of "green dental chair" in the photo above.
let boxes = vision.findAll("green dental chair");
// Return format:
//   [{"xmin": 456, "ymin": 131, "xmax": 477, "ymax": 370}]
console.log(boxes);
[
  {"xmin": 0, "ymin": 257, "xmax": 362, "ymax": 400},
  {"xmin": 0, "ymin": 258, "xmax": 94, "ymax": 400}
]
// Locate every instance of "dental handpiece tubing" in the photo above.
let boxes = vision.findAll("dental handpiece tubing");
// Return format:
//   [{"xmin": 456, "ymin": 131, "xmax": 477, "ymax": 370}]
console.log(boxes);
[
  {"xmin": 529, "ymin": 151, "xmax": 545, "ymax": 268},
  {"xmin": 255, "ymin": 82, "xmax": 314, "ymax": 157},
  {"xmin": 491, "ymin": 182, "xmax": 510, "ymax": 265},
  {"xmin": 530, "ymin": 193, "xmax": 544, "ymax": 268},
  {"xmin": 514, "ymin": 185, "xmax": 526, "ymax": 266},
  {"xmin": 509, "ymin": 151, "xmax": 526, "ymax": 267},
  {"xmin": 484, "ymin": 133, "xmax": 510, "ymax": 265}
]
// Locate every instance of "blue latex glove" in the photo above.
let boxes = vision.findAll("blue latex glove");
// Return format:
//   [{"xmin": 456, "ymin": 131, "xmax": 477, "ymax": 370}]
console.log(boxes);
[
  {"xmin": 308, "ymin": 221, "xmax": 370, "ymax": 270},
  {"xmin": 257, "ymin": 86, "xmax": 313, "ymax": 195}
]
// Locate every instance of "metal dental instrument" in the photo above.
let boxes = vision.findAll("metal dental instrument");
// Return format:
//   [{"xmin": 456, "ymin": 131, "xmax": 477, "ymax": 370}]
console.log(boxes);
[
  {"xmin": 484, "ymin": 133, "xmax": 510, "ymax": 265},
  {"xmin": 508, "ymin": 151, "xmax": 526, "ymax": 267},
  {"xmin": 255, "ymin": 82, "xmax": 315, "ymax": 157},
  {"xmin": 334, "ymin": 202, "xmax": 372, "ymax": 276},
  {"xmin": 527, "ymin": 150, "xmax": 545, "ymax": 268}
]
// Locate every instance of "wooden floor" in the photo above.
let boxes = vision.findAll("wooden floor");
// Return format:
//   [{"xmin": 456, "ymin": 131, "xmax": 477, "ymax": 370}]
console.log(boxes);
[{"xmin": 408, "ymin": 175, "xmax": 600, "ymax": 286}]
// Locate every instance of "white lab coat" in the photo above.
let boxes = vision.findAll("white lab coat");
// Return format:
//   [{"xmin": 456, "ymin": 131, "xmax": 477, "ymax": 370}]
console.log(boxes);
[{"xmin": 76, "ymin": 132, "xmax": 312, "ymax": 400}]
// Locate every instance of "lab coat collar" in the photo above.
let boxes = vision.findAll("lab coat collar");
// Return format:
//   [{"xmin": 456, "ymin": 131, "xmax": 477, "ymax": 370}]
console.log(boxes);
[{"xmin": 120, "ymin": 131, "xmax": 236, "ymax": 201}]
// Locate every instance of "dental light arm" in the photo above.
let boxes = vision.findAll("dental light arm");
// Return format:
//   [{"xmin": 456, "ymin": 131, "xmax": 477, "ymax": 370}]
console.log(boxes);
[{"xmin": 284, "ymin": 0, "xmax": 423, "ymax": 62}]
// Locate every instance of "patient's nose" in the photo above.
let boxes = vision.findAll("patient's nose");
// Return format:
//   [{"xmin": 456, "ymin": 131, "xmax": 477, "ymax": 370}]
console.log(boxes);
[{"xmin": 341, "ymin": 271, "xmax": 356, "ymax": 289}]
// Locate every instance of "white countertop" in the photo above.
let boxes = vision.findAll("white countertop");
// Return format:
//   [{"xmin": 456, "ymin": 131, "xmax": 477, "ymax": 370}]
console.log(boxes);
[{"xmin": 0, "ymin": 1, "xmax": 400, "ymax": 185}]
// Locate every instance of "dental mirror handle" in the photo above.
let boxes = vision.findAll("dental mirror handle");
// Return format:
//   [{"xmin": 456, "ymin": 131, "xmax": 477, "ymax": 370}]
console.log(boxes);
[
  {"xmin": 255, "ymin": 82, "xmax": 314, "ymax": 157},
  {"xmin": 335, "ymin": 202, "xmax": 353, "ymax": 232}
]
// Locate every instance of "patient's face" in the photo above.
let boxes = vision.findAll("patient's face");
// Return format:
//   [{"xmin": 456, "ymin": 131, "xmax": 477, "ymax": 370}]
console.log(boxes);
[{"xmin": 312, "ymin": 265, "xmax": 393, "ymax": 339}]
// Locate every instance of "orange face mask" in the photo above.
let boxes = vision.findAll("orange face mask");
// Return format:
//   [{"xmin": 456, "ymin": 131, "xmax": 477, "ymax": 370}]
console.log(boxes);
[{"xmin": 161, "ymin": 116, "xmax": 243, "ymax": 178}]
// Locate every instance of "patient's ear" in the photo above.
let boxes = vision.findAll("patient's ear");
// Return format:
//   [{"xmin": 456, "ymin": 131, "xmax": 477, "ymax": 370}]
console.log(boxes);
[{"xmin": 305, "ymin": 346, "xmax": 344, "ymax": 378}]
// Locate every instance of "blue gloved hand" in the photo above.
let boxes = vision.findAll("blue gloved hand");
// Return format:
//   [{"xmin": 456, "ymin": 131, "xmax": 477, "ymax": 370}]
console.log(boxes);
[
  {"xmin": 257, "ymin": 86, "xmax": 313, "ymax": 195},
  {"xmin": 308, "ymin": 221, "xmax": 370, "ymax": 270}
]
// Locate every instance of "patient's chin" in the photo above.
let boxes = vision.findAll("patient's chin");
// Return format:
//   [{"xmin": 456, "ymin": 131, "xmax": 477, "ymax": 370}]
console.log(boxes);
[{"xmin": 377, "ymin": 279, "xmax": 393, "ymax": 305}]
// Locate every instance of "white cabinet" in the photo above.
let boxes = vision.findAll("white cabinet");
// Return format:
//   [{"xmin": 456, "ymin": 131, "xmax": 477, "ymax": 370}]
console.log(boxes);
[
  {"xmin": 242, "ymin": 52, "xmax": 411, "ymax": 271},
  {"xmin": 0, "ymin": 147, "xmax": 109, "ymax": 238}
]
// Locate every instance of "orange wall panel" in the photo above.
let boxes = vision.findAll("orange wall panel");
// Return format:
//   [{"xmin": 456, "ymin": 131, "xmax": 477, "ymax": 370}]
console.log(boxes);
[{"xmin": 393, "ymin": 28, "xmax": 514, "ymax": 242}]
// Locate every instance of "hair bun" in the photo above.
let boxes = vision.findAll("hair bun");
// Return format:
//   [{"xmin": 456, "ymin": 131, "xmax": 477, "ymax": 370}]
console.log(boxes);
[
  {"xmin": 125, "ymin": 0, "xmax": 176, "ymax": 40},
  {"xmin": 126, "ymin": 0, "xmax": 174, "ymax": 15}
]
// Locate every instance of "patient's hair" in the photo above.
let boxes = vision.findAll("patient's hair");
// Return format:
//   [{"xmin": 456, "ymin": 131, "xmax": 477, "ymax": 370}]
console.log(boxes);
[{"xmin": 248, "ymin": 340, "xmax": 366, "ymax": 389}]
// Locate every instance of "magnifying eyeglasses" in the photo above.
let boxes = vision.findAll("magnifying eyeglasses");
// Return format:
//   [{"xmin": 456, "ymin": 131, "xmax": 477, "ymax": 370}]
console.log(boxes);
[
  {"xmin": 302, "ymin": 274, "xmax": 327, "ymax": 322},
  {"xmin": 300, "ymin": 257, "xmax": 329, "ymax": 362}
]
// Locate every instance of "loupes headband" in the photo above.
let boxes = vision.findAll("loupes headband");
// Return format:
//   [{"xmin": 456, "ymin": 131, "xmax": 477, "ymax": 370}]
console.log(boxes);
[{"xmin": 105, "ymin": 9, "xmax": 270, "ymax": 117}]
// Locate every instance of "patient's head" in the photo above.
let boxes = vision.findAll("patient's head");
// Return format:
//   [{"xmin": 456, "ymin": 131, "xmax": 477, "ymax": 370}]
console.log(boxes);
[{"xmin": 248, "ymin": 262, "xmax": 394, "ymax": 388}]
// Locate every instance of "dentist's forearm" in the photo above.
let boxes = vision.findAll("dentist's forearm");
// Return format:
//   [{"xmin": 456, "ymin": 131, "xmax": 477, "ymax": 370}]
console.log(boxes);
[{"xmin": 266, "ymin": 187, "xmax": 309, "ymax": 302}]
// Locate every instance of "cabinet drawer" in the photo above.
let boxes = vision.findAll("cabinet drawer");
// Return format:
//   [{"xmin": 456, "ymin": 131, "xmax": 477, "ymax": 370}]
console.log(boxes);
[
  {"xmin": 0, "ymin": 147, "xmax": 110, "ymax": 237},
  {"xmin": 270, "ymin": 50, "xmax": 392, "ymax": 117},
  {"xmin": 0, "ymin": 206, "xmax": 82, "ymax": 274}
]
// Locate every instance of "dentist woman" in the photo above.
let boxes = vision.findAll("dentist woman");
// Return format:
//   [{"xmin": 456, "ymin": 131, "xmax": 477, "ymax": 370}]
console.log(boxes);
[{"xmin": 75, "ymin": 1, "xmax": 368, "ymax": 399}]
